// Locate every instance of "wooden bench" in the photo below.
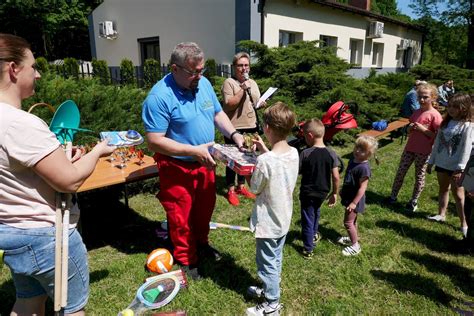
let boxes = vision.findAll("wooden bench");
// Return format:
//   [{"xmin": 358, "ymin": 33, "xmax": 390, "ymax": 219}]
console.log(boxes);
[{"xmin": 358, "ymin": 118, "xmax": 410, "ymax": 139}]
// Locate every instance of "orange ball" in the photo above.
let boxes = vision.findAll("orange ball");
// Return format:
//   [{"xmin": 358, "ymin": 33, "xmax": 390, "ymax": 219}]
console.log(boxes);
[{"xmin": 146, "ymin": 248, "xmax": 173, "ymax": 274}]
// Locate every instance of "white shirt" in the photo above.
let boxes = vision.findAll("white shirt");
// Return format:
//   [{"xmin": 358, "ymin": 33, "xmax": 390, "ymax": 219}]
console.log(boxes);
[
  {"xmin": 0, "ymin": 102, "xmax": 79, "ymax": 228},
  {"xmin": 249, "ymin": 147, "xmax": 299, "ymax": 238}
]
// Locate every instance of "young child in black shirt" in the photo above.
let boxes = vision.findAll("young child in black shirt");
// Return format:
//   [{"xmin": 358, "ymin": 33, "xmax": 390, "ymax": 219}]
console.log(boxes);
[{"xmin": 299, "ymin": 119, "xmax": 340, "ymax": 258}]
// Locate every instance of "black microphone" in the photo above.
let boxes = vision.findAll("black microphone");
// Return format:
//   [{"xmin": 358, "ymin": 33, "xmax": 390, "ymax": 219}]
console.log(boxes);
[{"xmin": 243, "ymin": 72, "xmax": 254, "ymax": 104}]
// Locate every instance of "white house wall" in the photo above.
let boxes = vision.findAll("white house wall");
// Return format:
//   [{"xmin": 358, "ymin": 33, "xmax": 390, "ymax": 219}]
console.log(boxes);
[
  {"xmin": 92, "ymin": 0, "xmax": 236, "ymax": 67},
  {"xmin": 263, "ymin": 0, "xmax": 423, "ymax": 77}
]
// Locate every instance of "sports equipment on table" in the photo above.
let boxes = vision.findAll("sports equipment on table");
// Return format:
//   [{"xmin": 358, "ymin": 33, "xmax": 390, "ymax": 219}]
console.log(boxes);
[
  {"xmin": 118, "ymin": 273, "xmax": 180, "ymax": 316},
  {"xmin": 146, "ymin": 248, "xmax": 174, "ymax": 274},
  {"xmin": 100, "ymin": 130, "xmax": 144, "ymax": 146}
]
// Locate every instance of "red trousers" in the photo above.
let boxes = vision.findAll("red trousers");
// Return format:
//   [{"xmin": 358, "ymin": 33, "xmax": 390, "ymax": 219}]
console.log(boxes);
[{"xmin": 154, "ymin": 153, "xmax": 216, "ymax": 265}]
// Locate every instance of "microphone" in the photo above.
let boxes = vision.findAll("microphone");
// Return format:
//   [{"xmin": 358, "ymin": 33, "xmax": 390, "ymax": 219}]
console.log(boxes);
[{"xmin": 242, "ymin": 72, "xmax": 254, "ymax": 104}]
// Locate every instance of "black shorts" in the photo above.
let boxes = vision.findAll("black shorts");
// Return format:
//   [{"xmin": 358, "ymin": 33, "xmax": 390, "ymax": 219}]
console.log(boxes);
[{"xmin": 435, "ymin": 166, "xmax": 454, "ymax": 176}]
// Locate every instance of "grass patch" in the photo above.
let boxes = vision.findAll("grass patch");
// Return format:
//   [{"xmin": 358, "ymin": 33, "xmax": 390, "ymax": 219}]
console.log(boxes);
[{"xmin": 1, "ymin": 138, "xmax": 473, "ymax": 315}]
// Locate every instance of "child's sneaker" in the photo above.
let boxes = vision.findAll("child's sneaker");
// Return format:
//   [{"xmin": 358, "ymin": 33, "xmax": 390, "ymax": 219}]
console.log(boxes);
[
  {"xmin": 247, "ymin": 286, "xmax": 265, "ymax": 299},
  {"xmin": 246, "ymin": 301, "xmax": 283, "ymax": 316},
  {"xmin": 406, "ymin": 200, "xmax": 418, "ymax": 212},
  {"xmin": 385, "ymin": 197, "xmax": 397, "ymax": 205},
  {"xmin": 342, "ymin": 244, "xmax": 361, "ymax": 256},
  {"xmin": 313, "ymin": 232, "xmax": 322, "ymax": 243},
  {"xmin": 427, "ymin": 214, "xmax": 446, "ymax": 222},
  {"xmin": 301, "ymin": 249, "xmax": 313, "ymax": 259},
  {"xmin": 337, "ymin": 236, "xmax": 351, "ymax": 246}
]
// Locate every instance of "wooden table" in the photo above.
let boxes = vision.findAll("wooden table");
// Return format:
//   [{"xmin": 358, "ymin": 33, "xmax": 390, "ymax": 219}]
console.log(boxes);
[
  {"xmin": 358, "ymin": 118, "xmax": 410, "ymax": 139},
  {"xmin": 78, "ymin": 155, "xmax": 158, "ymax": 205}
]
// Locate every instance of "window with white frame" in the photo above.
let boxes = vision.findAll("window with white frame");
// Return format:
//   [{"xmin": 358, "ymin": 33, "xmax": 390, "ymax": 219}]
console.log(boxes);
[
  {"xmin": 279, "ymin": 30, "xmax": 303, "ymax": 47},
  {"xmin": 372, "ymin": 42, "xmax": 384, "ymax": 68},
  {"xmin": 319, "ymin": 35, "xmax": 338, "ymax": 48},
  {"xmin": 349, "ymin": 39, "xmax": 363, "ymax": 66}
]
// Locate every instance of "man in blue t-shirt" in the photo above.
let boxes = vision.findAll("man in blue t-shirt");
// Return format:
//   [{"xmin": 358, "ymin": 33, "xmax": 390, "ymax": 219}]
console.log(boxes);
[
  {"xmin": 401, "ymin": 80, "xmax": 426, "ymax": 118},
  {"xmin": 142, "ymin": 42, "xmax": 244, "ymax": 279}
]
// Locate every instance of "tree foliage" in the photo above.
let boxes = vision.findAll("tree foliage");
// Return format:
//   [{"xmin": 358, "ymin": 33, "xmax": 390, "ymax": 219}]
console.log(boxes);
[
  {"xmin": 409, "ymin": 0, "xmax": 474, "ymax": 69},
  {"xmin": 120, "ymin": 58, "xmax": 135, "ymax": 86},
  {"xmin": 371, "ymin": 0, "xmax": 400, "ymax": 16},
  {"xmin": 0, "ymin": 0, "xmax": 102, "ymax": 60}
]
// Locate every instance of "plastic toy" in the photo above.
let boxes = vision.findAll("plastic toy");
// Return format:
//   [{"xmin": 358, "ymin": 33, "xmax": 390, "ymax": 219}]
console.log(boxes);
[
  {"xmin": 146, "ymin": 248, "xmax": 173, "ymax": 274},
  {"xmin": 118, "ymin": 274, "xmax": 181, "ymax": 316}
]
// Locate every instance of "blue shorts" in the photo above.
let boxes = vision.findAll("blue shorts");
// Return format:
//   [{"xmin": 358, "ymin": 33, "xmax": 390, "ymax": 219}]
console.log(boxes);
[{"xmin": 0, "ymin": 224, "xmax": 89, "ymax": 313}]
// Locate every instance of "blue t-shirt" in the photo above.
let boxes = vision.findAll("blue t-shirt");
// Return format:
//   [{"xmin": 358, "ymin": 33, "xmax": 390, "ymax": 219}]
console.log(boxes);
[
  {"xmin": 340, "ymin": 159, "xmax": 371, "ymax": 213},
  {"xmin": 142, "ymin": 74, "xmax": 222, "ymax": 161},
  {"xmin": 401, "ymin": 88, "xmax": 420, "ymax": 118}
]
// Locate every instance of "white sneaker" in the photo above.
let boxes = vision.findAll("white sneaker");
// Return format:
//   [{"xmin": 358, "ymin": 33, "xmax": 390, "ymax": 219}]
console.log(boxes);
[
  {"xmin": 427, "ymin": 214, "xmax": 446, "ymax": 222},
  {"xmin": 337, "ymin": 236, "xmax": 351, "ymax": 246},
  {"xmin": 342, "ymin": 245, "xmax": 361, "ymax": 256},
  {"xmin": 246, "ymin": 301, "xmax": 283, "ymax": 316},
  {"xmin": 461, "ymin": 226, "xmax": 468, "ymax": 238}
]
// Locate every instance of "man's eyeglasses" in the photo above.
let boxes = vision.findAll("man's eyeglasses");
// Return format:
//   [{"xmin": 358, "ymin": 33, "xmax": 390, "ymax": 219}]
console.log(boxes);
[
  {"xmin": 176, "ymin": 64, "xmax": 207, "ymax": 77},
  {"xmin": 236, "ymin": 64, "xmax": 250, "ymax": 68}
]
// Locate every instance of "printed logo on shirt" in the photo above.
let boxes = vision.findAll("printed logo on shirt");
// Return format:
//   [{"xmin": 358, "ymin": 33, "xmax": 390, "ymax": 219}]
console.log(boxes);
[{"xmin": 201, "ymin": 100, "xmax": 214, "ymax": 111}]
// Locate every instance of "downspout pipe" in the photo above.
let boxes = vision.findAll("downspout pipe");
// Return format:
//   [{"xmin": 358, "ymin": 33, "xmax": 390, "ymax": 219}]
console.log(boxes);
[{"xmin": 259, "ymin": 0, "xmax": 266, "ymax": 43}]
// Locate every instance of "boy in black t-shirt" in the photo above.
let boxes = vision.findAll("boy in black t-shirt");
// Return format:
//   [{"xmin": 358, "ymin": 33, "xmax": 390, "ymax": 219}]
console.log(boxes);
[{"xmin": 299, "ymin": 119, "xmax": 340, "ymax": 258}]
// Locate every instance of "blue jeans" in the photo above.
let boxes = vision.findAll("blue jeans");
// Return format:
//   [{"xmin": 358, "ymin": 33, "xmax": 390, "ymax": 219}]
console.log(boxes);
[
  {"xmin": 0, "ymin": 224, "xmax": 89, "ymax": 313},
  {"xmin": 300, "ymin": 197, "xmax": 324, "ymax": 252},
  {"xmin": 256, "ymin": 235, "xmax": 286, "ymax": 303}
]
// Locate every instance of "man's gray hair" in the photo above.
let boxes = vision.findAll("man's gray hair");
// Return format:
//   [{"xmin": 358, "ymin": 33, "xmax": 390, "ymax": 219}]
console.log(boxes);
[{"xmin": 170, "ymin": 42, "xmax": 204, "ymax": 66}]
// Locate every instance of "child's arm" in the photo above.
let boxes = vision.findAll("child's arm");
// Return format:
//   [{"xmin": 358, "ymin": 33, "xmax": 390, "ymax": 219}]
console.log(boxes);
[
  {"xmin": 252, "ymin": 135, "xmax": 269, "ymax": 153},
  {"xmin": 328, "ymin": 167, "xmax": 340, "ymax": 207},
  {"xmin": 346, "ymin": 177, "xmax": 369, "ymax": 212}
]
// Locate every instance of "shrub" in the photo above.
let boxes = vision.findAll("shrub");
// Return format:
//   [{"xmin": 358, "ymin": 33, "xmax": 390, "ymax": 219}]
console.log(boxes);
[
  {"xmin": 28, "ymin": 73, "xmax": 148, "ymax": 146},
  {"xmin": 409, "ymin": 64, "xmax": 474, "ymax": 93},
  {"xmin": 143, "ymin": 59, "xmax": 161, "ymax": 88},
  {"xmin": 91, "ymin": 59, "xmax": 110, "ymax": 85},
  {"xmin": 63, "ymin": 58, "xmax": 79, "ymax": 79},
  {"xmin": 120, "ymin": 58, "xmax": 135, "ymax": 86},
  {"xmin": 205, "ymin": 58, "xmax": 217, "ymax": 85},
  {"xmin": 36, "ymin": 57, "xmax": 49, "ymax": 74}
]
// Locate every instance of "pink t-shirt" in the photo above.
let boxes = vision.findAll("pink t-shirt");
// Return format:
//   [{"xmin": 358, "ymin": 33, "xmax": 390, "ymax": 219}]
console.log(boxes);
[
  {"xmin": 405, "ymin": 107, "xmax": 443, "ymax": 155},
  {"xmin": 0, "ymin": 102, "xmax": 79, "ymax": 228}
]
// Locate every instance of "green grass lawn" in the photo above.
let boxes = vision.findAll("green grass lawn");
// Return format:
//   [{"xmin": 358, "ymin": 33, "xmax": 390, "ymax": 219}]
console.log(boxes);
[{"xmin": 1, "ymin": 137, "xmax": 473, "ymax": 315}]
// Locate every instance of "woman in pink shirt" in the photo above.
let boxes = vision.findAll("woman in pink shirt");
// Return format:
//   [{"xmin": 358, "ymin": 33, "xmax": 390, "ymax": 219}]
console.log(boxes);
[{"xmin": 387, "ymin": 83, "xmax": 443, "ymax": 212}]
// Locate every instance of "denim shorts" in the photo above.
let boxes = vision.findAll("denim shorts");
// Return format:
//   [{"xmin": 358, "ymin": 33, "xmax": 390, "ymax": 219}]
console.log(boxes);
[{"xmin": 0, "ymin": 224, "xmax": 89, "ymax": 313}]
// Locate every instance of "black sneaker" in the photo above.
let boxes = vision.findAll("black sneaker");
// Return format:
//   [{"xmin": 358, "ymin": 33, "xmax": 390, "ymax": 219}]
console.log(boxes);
[
  {"xmin": 247, "ymin": 285, "xmax": 265, "ymax": 299},
  {"xmin": 301, "ymin": 249, "xmax": 313, "ymax": 259},
  {"xmin": 198, "ymin": 244, "xmax": 222, "ymax": 261},
  {"xmin": 181, "ymin": 264, "xmax": 202, "ymax": 280},
  {"xmin": 406, "ymin": 200, "xmax": 418, "ymax": 212},
  {"xmin": 385, "ymin": 197, "xmax": 397, "ymax": 205}
]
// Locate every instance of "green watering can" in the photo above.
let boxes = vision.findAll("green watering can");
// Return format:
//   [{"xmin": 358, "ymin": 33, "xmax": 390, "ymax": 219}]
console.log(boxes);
[{"xmin": 49, "ymin": 100, "xmax": 91, "ymax": 143}]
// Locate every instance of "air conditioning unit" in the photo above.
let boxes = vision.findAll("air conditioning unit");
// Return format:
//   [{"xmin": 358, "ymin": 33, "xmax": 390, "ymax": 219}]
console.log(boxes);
[
  {"xmin": 367, "ymin": 21, "xmax": 384, "ymax": 38},
  {"xmin": 99, "ymin": 21, "xmax": 117, "ymax": 39},
  {"xmin": 398, "ymin": 39, "xmax": 410, "ymax": 50}
]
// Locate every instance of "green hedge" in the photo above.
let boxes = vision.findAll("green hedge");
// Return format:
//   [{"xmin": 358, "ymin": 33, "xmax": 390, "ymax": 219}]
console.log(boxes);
[{"xmin": 27, "ymin": 73, "xmax": 147, "ymax": 146}]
